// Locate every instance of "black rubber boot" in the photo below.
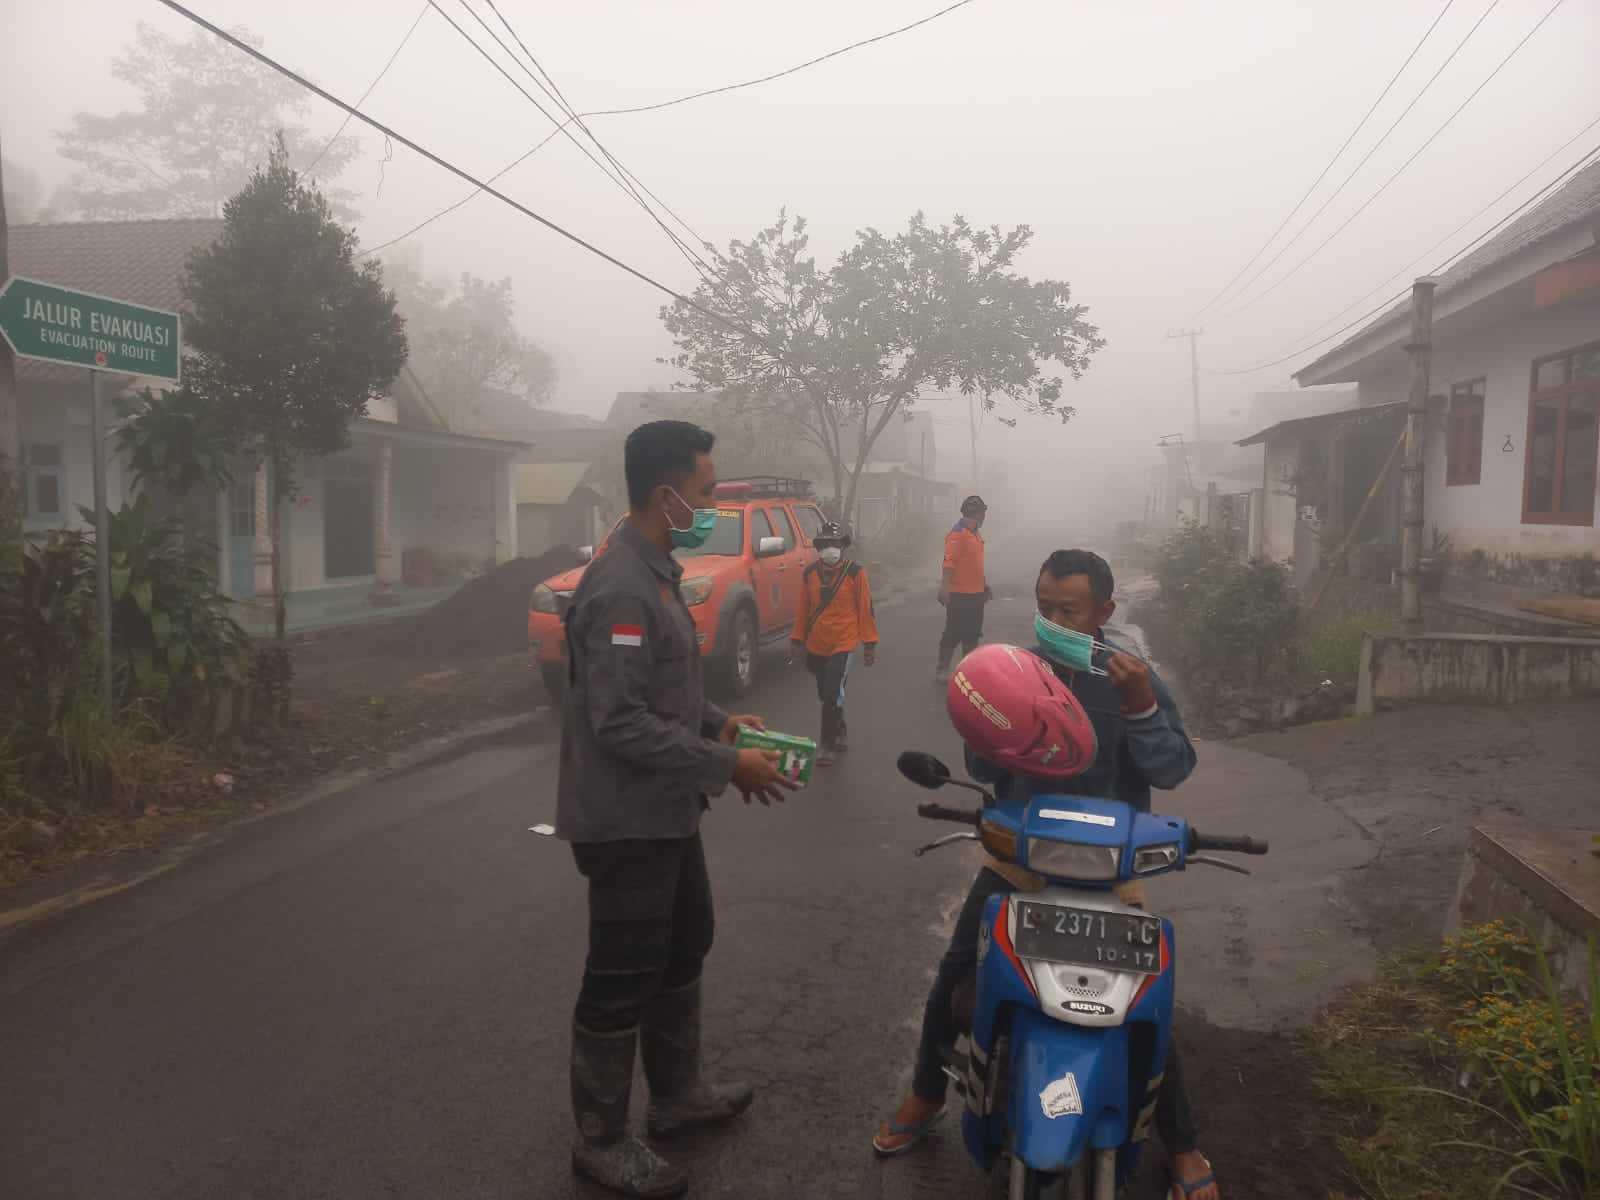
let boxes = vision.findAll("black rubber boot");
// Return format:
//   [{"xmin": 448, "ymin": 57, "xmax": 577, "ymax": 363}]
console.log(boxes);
[
  {"xmin": 641, "ymin": 979, "xmax": 755, "ymax": 1140},
  {"xmin": 570, "ymin": 1022, "xmax": 689, "ymax": 1197},
  {"xmin": 817, "ymin": 705, "xmax": 838, "ymax": 766}
]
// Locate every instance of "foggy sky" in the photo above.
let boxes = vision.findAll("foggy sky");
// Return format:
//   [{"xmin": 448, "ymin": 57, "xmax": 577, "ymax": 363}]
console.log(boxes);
[{"xmin": 5, "ymin": 0, "xmax": 1598, "ymax": 502}]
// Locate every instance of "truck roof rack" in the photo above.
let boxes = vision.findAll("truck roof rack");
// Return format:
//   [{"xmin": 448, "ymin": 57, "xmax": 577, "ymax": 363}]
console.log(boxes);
[{"xmin": 715, "ymin": 476, "xmax": 816, "ymax": 500}]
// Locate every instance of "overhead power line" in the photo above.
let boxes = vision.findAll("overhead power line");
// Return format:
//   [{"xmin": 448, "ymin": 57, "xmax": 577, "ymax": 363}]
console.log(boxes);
[
  {"xmin": 151, "ymin": 0, "xmax": 758, "ymax": 345},
  {"xmin": 1210, "ymin": 129, "xmax": 1600, "ymax": 376},
  {"xmin": 1297, "ymin": 112, "xmax": 1600, "ymax": 343},
  {"xmin": 1191, "ymin": 0, "xmax": 1457, "ymax": 320},
  {"xmin": 355, "ymin": 0, "xmax": 979, "ymax": 256},
  {"xmin": 449, "ymin": 0, "xmax": 719, "ymax": 284},
  {"xmin": 304, "ymin": 2, "xmax": 430, "ymax": 175},
  {"xmin": 1222, "ymin": 0, "xmax": 1566, "ymax": 317},
  {"xmin": 585, "ymin": 0, "xmax": 980, "ymax": 117},
  {"xmin": 1215, "ymin": 0, "xmax": 1502, "ymax": 318},
  {"xmin": 482, "ymin": 0, "xmax": 721, "ymax": 276}
]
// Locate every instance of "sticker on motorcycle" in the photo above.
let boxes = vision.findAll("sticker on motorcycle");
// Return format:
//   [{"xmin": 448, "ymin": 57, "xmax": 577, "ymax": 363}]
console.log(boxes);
[
  {"xmin": 1040, "ymin": 1072, "xmax": 1084, "ymax": 1119},
  {"xmin": 1038, "ymin": 808, "xmax": 1116, "ymax": 827}
]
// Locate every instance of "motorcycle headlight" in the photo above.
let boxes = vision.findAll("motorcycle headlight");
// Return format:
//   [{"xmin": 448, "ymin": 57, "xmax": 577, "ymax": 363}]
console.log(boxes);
[
  {"xmin": 1025, "ymin": 839, "xmax": 1121, "ymax": 881},
  {"xmin": 530, "ymin": 584, "xmax": 559, "ymax": 614},
  {"xmin": 1134, "ymin": 843, "xmax": 1181, "ymax": 874},
  {"xmin": 979, "ymin": 818, "xmax": 1019, "ymax": 862},
  {"xmin": 681, "ymin": 576, "xmax": 715, "ymax": 607}
]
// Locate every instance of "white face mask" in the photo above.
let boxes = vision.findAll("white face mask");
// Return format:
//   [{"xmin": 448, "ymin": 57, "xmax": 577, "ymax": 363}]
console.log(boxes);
[{"xmin": 819, "ymin": 547, "xmax": 843, "ymax": 566}]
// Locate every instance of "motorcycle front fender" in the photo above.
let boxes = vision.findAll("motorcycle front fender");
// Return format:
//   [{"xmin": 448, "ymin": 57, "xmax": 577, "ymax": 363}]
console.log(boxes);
[{"xmin": 1006, "ymin": 1007, "xmax": 1130, "ymax": 1174}]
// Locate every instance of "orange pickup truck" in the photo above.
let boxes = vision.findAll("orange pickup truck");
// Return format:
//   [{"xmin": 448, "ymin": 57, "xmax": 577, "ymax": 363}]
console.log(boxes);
[{"xmin": 528, "ymin": 477, "xmax": 827, "ymax": 698}]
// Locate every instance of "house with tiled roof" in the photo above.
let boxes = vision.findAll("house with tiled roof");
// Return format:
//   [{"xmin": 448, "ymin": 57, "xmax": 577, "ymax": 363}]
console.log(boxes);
[
  {"xmin": 10, "ymin": 218, "xmax": 528, "ymax": 629},
  {"xmin": 1239, "ymin": 160, "xmax": 1600, "ymax": 601}
]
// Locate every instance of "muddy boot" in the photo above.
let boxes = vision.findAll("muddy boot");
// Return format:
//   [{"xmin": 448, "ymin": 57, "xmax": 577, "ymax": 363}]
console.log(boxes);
[
  {"xmin": 570, "ymin": 1022, "xmax": 689, "ymax": 1197},
  {"xmin": 641, "ymin": 979, "xmax": 755, "ymax": 1139}
]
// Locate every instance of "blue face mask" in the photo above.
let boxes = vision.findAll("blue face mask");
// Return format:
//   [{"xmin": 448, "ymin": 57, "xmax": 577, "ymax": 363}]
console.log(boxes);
[
  {"xmin": 666, "ymin": 488, "xmax": 719, "ymax": 549},
  {"xmin": 1034, "ymin": 612, "xmax": 1109, "ymax": 676}
]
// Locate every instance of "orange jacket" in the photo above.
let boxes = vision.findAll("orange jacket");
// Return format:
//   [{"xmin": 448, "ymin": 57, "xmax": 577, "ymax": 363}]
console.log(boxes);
[
  {"xmin": 943, "ymin": 525, "xmax": 986, "ymax": 594},
  {"xmin": 791, "ymin": 561, "xmax": 879, "ymax": 656}
]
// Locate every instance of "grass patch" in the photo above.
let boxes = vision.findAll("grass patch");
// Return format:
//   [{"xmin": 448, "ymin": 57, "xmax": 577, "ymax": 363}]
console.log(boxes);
[{"xmin": 1308, "ymin": 925, "xmax": 1599, "ymax": 1198}]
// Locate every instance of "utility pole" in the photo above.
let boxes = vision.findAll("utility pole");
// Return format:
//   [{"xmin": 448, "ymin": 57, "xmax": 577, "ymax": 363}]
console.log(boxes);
[
  {"xmin": 0, "ymin": 139, "xmax": 19, "ymax": 480},
  {"xmin": 1399, "ymin": 278, "xmax": 1438, "ymax": 631},
  {"xmin": 1167, "ymin": 329, "xmax": 1203, "ymax": 441}
]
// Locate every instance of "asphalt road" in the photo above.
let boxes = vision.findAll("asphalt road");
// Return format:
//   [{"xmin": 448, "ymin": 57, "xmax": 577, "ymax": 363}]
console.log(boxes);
[{"xmin": 0, "ymin": 545, "xmax": 1374, "ymax": 1199}]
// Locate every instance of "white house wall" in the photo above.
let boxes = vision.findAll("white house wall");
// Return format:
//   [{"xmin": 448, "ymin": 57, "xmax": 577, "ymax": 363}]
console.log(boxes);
[
  {"xmin": 1262, "ymin": 434, "xmax": 1301, "ymax": 562},
  {"xmin": 283, "ymin": 457, "xmax": 329, "ymax": 592},
  {"xmin": 1351, "ymin": 303, "xmax": 1600, "ymax": 561},
  {"xmin": 391, "ymin": 445, "xmax": 501, "ymax": 570},
  {"xmin": 17, "ymin": 384, "xmax": 136, "ymax": 534}
]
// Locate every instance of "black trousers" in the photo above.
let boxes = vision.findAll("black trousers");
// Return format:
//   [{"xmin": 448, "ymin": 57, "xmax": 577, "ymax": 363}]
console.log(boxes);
[
  {"xmin": 807, "ymin": 650, "xmax": 853, "ymax": 706},
  {"xmin": 571, "ymin": 834, "xmax": 714, "ymax": 1034},
  {"xmin": 911, "ymin": 868, "xmax": 1199, "ymax": 1155},
  {"xmin": 939, "ymin": 593, "xmax": 986, "ymax": 665}
]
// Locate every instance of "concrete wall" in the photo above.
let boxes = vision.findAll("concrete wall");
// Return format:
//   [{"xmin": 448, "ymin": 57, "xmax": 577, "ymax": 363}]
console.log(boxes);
[
  {"xmin": 1356, "ymin": 302, "xmax": 1600, "ymax": 561},
  {"xmin": 1450, "ymin": 825, "xmax": 1598, "ymax": 1001},
  {"xmin": 1357, "ymin": 632, "xmax": 1600, "ymax": 714}
]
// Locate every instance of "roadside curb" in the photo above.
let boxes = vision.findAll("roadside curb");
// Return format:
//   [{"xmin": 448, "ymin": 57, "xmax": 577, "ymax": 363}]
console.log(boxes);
[{"xmin": 0, "ymin": 708, "xmax": 552, "ymax": 939}]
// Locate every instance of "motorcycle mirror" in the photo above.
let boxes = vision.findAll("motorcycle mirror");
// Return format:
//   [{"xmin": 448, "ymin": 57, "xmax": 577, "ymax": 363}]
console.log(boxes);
[{"xmin": 897, "ymin": 751, "xmax": 952, "ymax": 790}]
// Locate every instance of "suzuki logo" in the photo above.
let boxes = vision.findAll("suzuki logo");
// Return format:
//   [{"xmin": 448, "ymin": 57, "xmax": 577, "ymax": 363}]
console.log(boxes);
[{"xmin": 1063, "ymin": 1000, "xmax": 1114, "ymax": 1017}]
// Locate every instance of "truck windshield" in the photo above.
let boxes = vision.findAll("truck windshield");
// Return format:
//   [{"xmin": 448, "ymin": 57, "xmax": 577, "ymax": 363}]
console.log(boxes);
[{"xmin": 674, "ymin": 508, "xmax": 745, "ymax": 558}]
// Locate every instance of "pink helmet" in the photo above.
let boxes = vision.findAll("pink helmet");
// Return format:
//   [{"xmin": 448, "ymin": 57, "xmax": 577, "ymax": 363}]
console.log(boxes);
[{"xmin": 947, "ymin": 644, "xmax": 1098, "ymax": 780}]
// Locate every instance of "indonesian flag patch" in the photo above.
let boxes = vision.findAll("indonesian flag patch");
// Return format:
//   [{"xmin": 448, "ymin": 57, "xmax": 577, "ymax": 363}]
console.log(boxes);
[{"xmin": 611, "ymin": 624, "xmax": 644, "ymax": 648}]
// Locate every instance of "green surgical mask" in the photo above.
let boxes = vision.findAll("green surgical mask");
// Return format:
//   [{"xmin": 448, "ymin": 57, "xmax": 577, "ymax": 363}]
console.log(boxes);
[
  {"xmin": 667, "ymin": 488, "xmax": 719, "ymax": 550},
  {"xmin": 1034, "ymin": 612, "xmax": 1109, "ymax": 676}
]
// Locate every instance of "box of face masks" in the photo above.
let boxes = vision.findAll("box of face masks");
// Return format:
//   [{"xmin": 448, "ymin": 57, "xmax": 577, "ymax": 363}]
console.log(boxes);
[{"xmin": 734, "ymin": 726, "xmax": 817, "ymax": 788}]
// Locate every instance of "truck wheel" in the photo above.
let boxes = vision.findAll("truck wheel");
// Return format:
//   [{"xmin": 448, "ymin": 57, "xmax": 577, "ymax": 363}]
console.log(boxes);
[
  {"xmin": 715, "ymin": 607, "xmax": 758, "ymax": 698},
  {"xmin": 539, "ymin": 662, "xmax": 566, "ymax": 704}
]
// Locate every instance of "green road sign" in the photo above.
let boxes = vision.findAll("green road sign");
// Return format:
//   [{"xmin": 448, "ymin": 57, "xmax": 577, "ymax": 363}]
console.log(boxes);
[{"xmin": 0, "ymin": 275, "xmax": 180, "ymax": 381}]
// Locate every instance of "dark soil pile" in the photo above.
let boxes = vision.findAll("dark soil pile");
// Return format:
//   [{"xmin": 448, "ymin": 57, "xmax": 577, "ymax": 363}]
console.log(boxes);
[{"xmin": 399, "ymin": 546, "xmax": 581, "ymax": 660}]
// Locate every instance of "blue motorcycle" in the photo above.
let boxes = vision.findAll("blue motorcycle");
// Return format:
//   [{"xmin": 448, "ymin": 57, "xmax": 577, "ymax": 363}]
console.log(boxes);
[{"xmin": 896, "ymin": 751, "xmax": 1268, "ymax": 1200}]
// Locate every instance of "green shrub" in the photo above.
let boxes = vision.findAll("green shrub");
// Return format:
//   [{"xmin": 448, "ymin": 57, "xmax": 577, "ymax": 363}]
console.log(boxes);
[
  {"xmin": 1153, "ymin": 523, "xmax": 1298, "ymax": 685},
  {"xmin": 1, "ymin": 497, "xmax": 249, "ymax": 814},
  {"xmin": 84, "ymin": 494, "xmax": 249, "ymax": 718}
]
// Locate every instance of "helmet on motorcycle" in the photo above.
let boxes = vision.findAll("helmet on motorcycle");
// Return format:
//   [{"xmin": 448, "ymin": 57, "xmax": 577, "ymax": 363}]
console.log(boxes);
[
  {"xmin": 813, "ymin": 521, "xmax": 851, "ymax": 550},
  {"xmin": 946, "ymin": 644, "xmax": 1097, "ymax": 780}
]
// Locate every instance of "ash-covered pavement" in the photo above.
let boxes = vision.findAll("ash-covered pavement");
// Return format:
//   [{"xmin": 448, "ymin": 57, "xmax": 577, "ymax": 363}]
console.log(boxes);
[{"xmin": 8, "ymin": 535, "xmax": 1553, "ymax": 1199}]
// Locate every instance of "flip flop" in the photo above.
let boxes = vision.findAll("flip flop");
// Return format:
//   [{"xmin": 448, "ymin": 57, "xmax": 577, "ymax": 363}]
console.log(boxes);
[
  {"xmin": 1169, "ymin": 1154, "xmax": 1216, "ymax": 1198},
  {"xmin": 871, "ymin": 1106, "xmax": 947, "ymax": 1158}
]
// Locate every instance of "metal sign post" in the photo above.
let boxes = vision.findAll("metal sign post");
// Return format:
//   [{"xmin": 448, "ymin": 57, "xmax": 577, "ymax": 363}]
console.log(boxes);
[
  {"xmin": 90, "ymin": 369, "xmax": 113, "ymax": 714},
  {"xmin": 0, "ymin": 274, "xmax": 181, "ymax": 718}
]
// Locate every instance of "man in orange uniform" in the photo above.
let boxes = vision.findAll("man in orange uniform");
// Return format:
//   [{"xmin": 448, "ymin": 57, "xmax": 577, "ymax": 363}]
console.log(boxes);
[
  {"xmin": 790, "ymin": 522, "xmax": 878, "ymax": 766},
  {"xmin": 936, "ymin": 495, "xmax": 989, "ymax": 682}
]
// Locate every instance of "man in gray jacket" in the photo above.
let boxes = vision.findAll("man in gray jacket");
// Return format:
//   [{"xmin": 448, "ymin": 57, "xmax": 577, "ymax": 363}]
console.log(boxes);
[{"xmin": 557, "ymin": 419, "xmax": 792, "ymax": 1198}]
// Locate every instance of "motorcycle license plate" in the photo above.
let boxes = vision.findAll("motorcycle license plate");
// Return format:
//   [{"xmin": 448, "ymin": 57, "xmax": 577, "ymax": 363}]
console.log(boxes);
[{"xmin": 1013, "ymin": 902, "xmax": 1164, "ymax": 974}]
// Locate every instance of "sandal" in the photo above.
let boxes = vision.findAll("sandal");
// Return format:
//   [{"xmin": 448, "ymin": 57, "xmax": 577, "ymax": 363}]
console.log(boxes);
[
  {"xmin": 1169, "ymin": 1154, "xmax": 1216, "ymax": 1198},
  {"xmin": 871, "ymin": 1105, "xmax": 946, "ymax": 1157}
]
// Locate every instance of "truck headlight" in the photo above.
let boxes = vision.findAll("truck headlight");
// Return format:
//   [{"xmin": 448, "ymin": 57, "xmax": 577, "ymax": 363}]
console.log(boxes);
[
  {"xmin": 531, "ymin": 585, "xmax": 573, "ymax": 615},
  {"xmin": 1025, "ymin": 839, "xmax": 1121, "ymax": 881},
  {"xmin": 681, "ymin": 576, "xmax": 714, "ymax": 607}
]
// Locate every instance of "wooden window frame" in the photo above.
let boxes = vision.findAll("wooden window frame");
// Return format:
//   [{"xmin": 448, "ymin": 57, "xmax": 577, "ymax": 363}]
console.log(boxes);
[
  {"xmin": 1522, "ymin": 339, "xmax": 1600, "ymax": 526},
  {"xmin": 1446, "ymin": 379, "xmax": 1485, "ymax": 487}
]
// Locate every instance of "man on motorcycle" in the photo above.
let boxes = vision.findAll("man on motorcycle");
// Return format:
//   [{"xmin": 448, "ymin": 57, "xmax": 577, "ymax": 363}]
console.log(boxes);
[{"xmin": 874, "ymin": 548, "xmax": 1219, "ymax": 1200}]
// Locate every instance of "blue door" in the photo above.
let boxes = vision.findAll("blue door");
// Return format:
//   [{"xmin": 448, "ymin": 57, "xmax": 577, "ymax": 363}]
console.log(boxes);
[{"xmin": 228, "ymin": 480, "xmax": 256, "ymax": 599}]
